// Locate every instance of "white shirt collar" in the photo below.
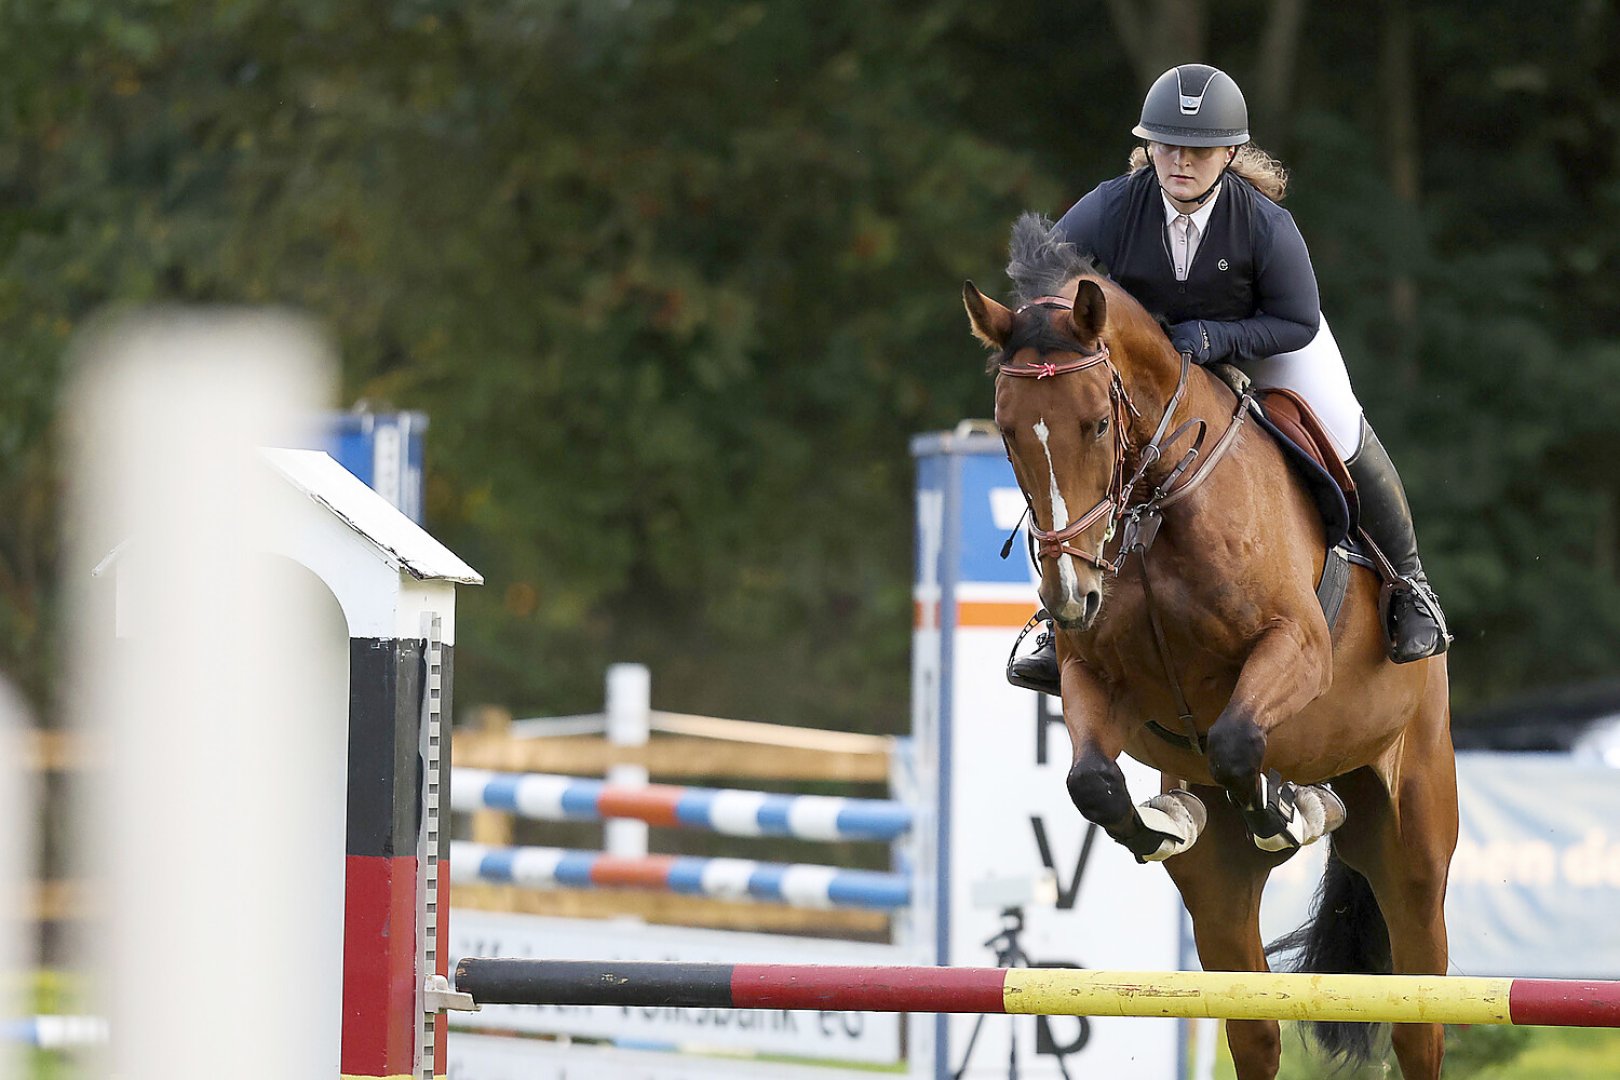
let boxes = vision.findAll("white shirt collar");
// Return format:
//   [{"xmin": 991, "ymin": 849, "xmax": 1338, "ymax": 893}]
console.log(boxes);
[{"xmin": 1161, "ymin": 184, "xmax": 1220, "ymax": 232}]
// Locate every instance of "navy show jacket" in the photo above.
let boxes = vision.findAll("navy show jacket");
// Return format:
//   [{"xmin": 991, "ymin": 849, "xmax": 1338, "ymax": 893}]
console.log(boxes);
[{"xmin": 1054, "ymin": 168, "xmax": 1320, "ymax": 364}]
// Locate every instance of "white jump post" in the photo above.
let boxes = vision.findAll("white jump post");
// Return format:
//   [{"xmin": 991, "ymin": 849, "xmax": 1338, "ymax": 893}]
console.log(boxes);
[
  {"xmin": 69, "ymin": 311, "xmax": 339, "ymax": 1080},
  {"xmin": 0, "ymin": 681, "xmax": 31, "ymax": 1080},
  {"xmin": 604, "ymin": 663, "xmax": 651, "ymax": 858},
  {"xmin": 75, "ymin": 313, "xmax": 482, "ymax": 1080}
]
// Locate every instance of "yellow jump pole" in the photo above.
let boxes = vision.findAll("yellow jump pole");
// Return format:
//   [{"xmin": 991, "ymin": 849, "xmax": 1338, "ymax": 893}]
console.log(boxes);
[
  {"xmin": 454, "ymin": 959, "xmax": 1620, "ymax": 1028},
  {"xmin": 1004, "ymin": 969, "xmax": 1513, "ymax": 1025}
]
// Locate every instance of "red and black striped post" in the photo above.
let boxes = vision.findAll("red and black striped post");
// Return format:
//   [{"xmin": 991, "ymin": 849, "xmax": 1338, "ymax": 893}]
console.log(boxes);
[{"xmin": 342, "ymin": 631, "xmax": 453, "ymax": 1079}]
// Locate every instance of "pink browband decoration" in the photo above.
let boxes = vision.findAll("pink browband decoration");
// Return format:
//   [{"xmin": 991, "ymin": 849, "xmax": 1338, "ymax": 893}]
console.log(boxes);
[{"xmin": 997, "ymin": 345, "xmax": 1113, "ymax": 380}]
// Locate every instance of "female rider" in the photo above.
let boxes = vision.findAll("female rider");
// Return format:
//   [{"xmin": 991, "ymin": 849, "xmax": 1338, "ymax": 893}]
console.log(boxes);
[{"xmin": 1009, "ymin": 63, "xmax": 1448, "ymax": 695}]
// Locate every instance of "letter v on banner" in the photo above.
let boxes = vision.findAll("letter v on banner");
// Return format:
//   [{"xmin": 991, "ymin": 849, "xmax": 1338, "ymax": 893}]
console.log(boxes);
[
  {"xmin": 1030, "ymin": 818, "xmax": 1099, "ymax": 910},
  {"xmin": 913, "ymin": 427, "xmax": 1184, "ymax": 1080}
]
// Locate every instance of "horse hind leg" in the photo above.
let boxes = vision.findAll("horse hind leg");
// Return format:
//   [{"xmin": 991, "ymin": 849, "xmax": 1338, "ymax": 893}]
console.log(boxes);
[
  {"xmin": 1328, "ymin": 726, "xmax": 1457, "ymax": 1079},
  {"xmin": 1166, "ymin": 784, "xmax": 1289, "ymax": 1080}
]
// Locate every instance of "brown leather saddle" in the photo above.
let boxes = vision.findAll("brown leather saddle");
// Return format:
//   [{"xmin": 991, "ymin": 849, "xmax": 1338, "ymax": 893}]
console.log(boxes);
[
  {"xmin": 1247, "ymin": 387, "xmax": 1371, "ymax": 631},
  {"xmin": 1250, "ymin": 387, "xmax": 1358, "ymax": 542}
]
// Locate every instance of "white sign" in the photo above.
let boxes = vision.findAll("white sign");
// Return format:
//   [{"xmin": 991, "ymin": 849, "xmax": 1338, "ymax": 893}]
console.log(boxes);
[
  {"xmin": 910, "ymin": 437, "xmax": 1186, "ymax": 1080},
  {"xmin": 449, "ymin": 912, "xmax": 904, "ymax": 1065},
  {"xmin": 450, "ymin": 1034, "xmax": 890, "ymax": 1080},
  {"xmin": 942, "ymin": 626, "xmax": 1184, "ymax": 1080}
]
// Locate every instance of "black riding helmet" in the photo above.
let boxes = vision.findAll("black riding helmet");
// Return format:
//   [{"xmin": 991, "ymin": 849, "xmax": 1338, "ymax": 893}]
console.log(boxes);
[{"xmin": 1132, "ymin": 64, "xmax": 1250, "ymax": 148}]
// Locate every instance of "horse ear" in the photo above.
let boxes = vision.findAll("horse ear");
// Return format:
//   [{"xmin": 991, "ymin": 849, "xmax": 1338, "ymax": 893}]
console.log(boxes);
[
  {"xmin": 963, "ymin": 281, "xmax": 1013, "ymax": 350},
  {"xmin": 1069, "ymin": 279, "xmax": 1107, "ymax": 345}
]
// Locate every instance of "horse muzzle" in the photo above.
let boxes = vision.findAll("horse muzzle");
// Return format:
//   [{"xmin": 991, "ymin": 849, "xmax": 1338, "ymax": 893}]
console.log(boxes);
[{"xmin": 1047, "ymin": 588, "xmax": 1103, "ymax": 631}]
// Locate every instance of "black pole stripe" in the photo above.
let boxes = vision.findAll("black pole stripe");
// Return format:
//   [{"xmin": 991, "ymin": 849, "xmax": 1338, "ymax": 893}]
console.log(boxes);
[
  {"xmin": 347, "ymin": 637, "xmax": 425, "ymax": 858},
  {"xmin": 455, "ymin": 959, "xmax": 738, "ymax": 1008}
]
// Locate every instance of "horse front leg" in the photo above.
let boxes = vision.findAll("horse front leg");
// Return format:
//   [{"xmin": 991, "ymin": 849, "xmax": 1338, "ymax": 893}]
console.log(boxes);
[
  {"xmin": 1207, "ymin": 622, "xmax": 1345, "ymax": 853},
  {"xmin": 1060, "ymin": 647, "xmax": 1207, "ymax": 862}
]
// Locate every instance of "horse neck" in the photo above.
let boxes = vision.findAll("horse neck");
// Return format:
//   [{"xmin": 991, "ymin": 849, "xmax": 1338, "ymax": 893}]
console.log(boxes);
[{"xmin": 1122, "ymin": 349, "xmax": 1233, "ymax": 486}]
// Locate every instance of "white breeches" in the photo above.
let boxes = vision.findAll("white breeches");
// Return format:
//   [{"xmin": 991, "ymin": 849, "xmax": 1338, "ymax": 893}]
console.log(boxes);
[{"xmin": 1237, "ymin": 313, "xmax": 1365, "ymax": 461}]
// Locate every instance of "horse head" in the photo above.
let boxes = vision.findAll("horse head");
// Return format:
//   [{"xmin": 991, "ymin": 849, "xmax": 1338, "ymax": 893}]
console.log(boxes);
[{"xmin": 965, "ymin": 277, "xmax": 1128, "ymax": 630}]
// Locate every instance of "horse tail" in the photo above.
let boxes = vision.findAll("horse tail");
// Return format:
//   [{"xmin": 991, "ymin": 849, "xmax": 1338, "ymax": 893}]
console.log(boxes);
[{"xmin": 1265, "ymin": 839, "xmax": 1391, "ymax": 1069}]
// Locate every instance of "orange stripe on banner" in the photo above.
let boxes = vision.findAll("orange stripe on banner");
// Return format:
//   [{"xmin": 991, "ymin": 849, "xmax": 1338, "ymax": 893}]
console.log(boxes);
[
  {"xmin": 915, "ymin": 599, "xmax": 1037, "ymax": 628},
  {"xmin": 955, "ymin": 601, "xmax": 1038, "ymax": 627}
]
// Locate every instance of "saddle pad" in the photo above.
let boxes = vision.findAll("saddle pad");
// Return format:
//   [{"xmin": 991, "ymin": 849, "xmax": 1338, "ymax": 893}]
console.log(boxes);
[{"xmin": 1248, "ymin": 388, "xmax": 1356, "ymax": 549}]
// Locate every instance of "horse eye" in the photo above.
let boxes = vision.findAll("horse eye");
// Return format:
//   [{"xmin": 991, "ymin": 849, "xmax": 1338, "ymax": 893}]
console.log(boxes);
[{"xmin": 1095, "ymin": 417, "xmax": 1110, "ymax": 439}]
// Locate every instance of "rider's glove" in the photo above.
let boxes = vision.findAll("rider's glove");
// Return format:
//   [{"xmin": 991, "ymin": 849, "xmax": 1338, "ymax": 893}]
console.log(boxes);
[{"xmin": 1168, "ymin": 320, "xmax": 1212, "ymax": 364}]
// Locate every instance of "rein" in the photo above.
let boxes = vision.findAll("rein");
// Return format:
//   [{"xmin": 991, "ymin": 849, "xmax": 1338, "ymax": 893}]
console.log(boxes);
[
  {"xmin": 998, "ymin": 297, "xmax": 1254, "ymax": 754},
  {"xmin": 997, "ymin": 299, "xmax": 1247, "ymax": 575}
]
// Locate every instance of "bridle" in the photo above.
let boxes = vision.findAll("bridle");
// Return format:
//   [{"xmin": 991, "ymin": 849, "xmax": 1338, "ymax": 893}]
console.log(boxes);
[
  {"xmin": 997, "ymin": 294, "xmax": 1255, "ymax": 755},
  {"xmin": 996, "ymin": 298, "xmax": 1135, "ymax": 569},
  {"xmin": 997, "ymin": 296, "xmax": 1237, "ymax": 575}
]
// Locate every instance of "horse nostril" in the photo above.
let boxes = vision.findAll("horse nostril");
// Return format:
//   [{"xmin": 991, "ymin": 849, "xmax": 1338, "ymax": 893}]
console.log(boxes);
[{"xmin": 1084, "ymin": 590, "xmax": 1102, "ymax": 624}]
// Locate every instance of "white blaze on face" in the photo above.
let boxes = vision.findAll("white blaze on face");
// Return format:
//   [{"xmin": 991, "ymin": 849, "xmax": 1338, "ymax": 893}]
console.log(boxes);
[{"xmin": 1032, "ymin": 419, "xmax": 1079, "ymax": 600}]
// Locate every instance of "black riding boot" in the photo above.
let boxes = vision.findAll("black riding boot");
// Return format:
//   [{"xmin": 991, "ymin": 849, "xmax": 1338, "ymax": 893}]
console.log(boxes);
[
  {"xmin": 1007, "ymin": 612, "xmax": 1061, "ymax": 695},
  {"xmin": 1345, "ymin": 418, "xmax": 1450, "ymax": 663}
]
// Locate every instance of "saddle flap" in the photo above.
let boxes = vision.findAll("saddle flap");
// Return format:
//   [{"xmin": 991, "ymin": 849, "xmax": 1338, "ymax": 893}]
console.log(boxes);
[
  {"xmin": 1249, "ymin": 388, "xmax": 1358, "ymax": 548},
  {"xmin": 1255, "ymin": 389, "xmax": 1355, "ymax": 497}
]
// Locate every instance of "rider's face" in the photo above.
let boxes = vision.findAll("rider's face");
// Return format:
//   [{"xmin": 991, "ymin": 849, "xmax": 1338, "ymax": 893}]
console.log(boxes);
[{"xmin": 1150, "ymin": 142, "xmax": 1235, "ymax": 209}]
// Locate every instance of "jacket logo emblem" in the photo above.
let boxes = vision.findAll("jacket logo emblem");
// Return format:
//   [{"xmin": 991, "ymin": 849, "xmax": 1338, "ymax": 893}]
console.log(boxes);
[{"xmin": 1218, "ymin": 258, "xmax": 1230, "ymax": 271}]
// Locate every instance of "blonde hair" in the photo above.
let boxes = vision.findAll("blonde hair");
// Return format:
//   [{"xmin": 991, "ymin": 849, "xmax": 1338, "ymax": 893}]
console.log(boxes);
[{"xmin": 1129, "ymin": 143, "xmax": 1290, "ymax": 203}]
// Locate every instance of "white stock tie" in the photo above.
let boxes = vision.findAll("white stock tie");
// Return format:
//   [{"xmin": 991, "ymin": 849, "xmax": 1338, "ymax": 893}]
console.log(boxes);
[{"xmin": 1172, "ymin": 214, "xmax": 1195, "ymax": 282}]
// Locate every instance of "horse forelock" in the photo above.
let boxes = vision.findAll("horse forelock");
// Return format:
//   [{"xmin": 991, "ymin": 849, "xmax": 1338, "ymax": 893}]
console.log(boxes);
[
  {"xmin": 1005, "ymin": 211, "xmax": 1103, "ymax": 306},
  {"xmin": 986, "ymin": 308, "xmax": 1092, "ymax": 373}
]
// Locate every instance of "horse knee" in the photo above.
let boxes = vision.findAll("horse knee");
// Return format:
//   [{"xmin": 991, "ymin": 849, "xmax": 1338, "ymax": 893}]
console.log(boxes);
[
  {"xmin": 1066, "ymin": 753, "xmax": 1130, "ymax": 825},
  {"xmin": 1207, "ymin": 713, "xmax": 1265, "ymax": 793}
]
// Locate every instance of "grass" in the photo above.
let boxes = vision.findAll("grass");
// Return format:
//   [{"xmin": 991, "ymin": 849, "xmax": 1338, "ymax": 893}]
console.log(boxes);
[{"xmin": 1199, "ymin": 1021, "xmax": 1620, "ymax": 1078}]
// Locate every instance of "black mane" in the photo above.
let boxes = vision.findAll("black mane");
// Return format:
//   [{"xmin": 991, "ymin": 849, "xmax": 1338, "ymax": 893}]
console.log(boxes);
[
  {"xmin": 1005, "ymin": 211, "xmax": 1106, "ymax": 306},
  {"xmin": 986, "ymin": 212, "xmax": 1108, "ymax": 370}
]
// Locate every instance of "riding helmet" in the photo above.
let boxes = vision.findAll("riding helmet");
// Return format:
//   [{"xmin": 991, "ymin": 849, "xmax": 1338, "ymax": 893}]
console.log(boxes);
[{"xmin": 1132, "ymin": 64, "xmax": 1250, "ymax": 147}]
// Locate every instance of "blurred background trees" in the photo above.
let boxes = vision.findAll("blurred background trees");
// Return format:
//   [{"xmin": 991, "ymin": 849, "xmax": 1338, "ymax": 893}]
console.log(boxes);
[{"xmin": 3, "ymin": 0, "xmax": 1618, "ymax": 733}]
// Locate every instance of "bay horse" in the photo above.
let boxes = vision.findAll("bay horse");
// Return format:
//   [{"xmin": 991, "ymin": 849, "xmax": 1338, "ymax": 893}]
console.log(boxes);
[{"xmin": 962, "ymin": 232, "xmax": 1457, "ymax": 1079}]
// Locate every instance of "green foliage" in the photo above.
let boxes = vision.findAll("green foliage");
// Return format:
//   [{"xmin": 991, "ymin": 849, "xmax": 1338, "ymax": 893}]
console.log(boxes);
[
  {"xmin": 1207, "ymin": 1022, "xmax": 1606, "ymax": 1078},
  {"xmin": 0, "ymin": 1, "xmax": 1617, "ymax": 727},
  {"xmin": 1445, "ymin": 1023, "xmax": 1533, "ymax": 1077}
]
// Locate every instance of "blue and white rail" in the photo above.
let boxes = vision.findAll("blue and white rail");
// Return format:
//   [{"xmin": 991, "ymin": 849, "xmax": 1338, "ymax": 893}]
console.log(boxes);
[
  {"xmin": 450, "ymin": 841, "xmax": 911, "ymax": 910},
  {"xmin": 452, "ymin": 768, "xmax": 914, "ymax": 842}
]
